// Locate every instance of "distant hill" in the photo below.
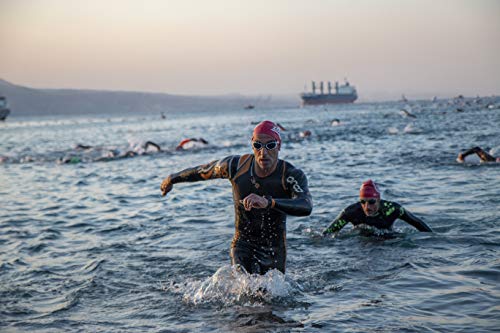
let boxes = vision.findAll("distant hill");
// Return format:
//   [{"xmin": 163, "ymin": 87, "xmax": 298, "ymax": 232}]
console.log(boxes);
[{"xmin": 0, "ymin": 79, "xmax": 298, "ymax": 117}]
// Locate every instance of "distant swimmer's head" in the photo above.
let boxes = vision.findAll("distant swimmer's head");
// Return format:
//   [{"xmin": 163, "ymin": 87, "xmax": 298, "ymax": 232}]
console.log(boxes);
[
  {"xmin": 299, "ymin": 130, "xmax": 312, "ymax": 138},
  {"xmin": 58, "ymin": 156, "xmax": 81, "ymax": 164},
  {"xmin": 252, "ymin": 120, "xmax": 281, "ymax": 171},
  {"xmin": 359, "ymin": 180, "xmax": 381, "ymax": 216},
  {"xmin": 331, "ymin": 119, "xmax": 341, "ymax": 126}
]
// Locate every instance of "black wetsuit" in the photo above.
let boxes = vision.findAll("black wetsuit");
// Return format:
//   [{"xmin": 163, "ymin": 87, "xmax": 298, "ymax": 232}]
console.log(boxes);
[
  {"xmin": 460, "ymin": 146, "xmax": 496, "ymax": 162},
  {"xmin": 169, "ymin": 154, "xmax": 313, "ymax": 274},
  {"xmin": 322, "ymin": 200, "xmax": 432, "ymax": 235}
]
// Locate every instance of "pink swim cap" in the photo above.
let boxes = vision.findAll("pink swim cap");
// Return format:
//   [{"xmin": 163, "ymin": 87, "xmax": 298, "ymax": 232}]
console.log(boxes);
[
  {"xmin": 252, "ymin": 120, "xmax": 282, "ymax": 144},
  {"xmin": 359, "ymin": 180, "xmax": 380, "ymax": 198}
]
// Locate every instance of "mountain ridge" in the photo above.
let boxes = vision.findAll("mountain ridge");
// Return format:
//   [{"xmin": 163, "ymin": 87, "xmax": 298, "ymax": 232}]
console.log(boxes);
[{"xmin": 0, "ymin": 78, "xmax": 297, "ymax": 117}]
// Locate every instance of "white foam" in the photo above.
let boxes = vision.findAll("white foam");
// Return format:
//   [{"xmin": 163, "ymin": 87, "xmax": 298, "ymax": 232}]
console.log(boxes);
[
  {"xmin": 403, "ymin": 123, "xmax": 421, "ymax": 133},
  {"xmin": 387, "ymin": 127, "xmax": 399, "ymax": 134},
  {"xmin": 172, "ymin": 265, "xmax": 297, "ymax": 306}
]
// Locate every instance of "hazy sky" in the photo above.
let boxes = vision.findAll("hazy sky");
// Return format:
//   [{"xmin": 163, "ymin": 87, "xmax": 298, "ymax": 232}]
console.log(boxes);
[{"xmin": 1, "ymin": 0, "xmax": 499, "ymax": 99}]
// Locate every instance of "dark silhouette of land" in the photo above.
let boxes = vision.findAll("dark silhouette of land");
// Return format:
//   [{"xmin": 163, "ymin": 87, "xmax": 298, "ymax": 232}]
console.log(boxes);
[{"xmin": 0, "ymin": 78, "xmax": 297, "ymax": 117}]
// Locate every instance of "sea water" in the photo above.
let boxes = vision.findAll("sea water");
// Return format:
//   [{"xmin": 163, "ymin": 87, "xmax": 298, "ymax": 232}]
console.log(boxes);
[{"xmin": 1, "ymin": 97, "xmax": 499, "ymax": 332}]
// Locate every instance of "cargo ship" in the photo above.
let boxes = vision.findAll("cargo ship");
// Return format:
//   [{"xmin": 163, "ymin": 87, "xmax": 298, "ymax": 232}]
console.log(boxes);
[
  {"xmin": 300, "ymin": 80, "xmax": 357, "ymax": 106},
  {"xmin": 0, "ymin": 96, "xmax": 10, "ymax": 121}
]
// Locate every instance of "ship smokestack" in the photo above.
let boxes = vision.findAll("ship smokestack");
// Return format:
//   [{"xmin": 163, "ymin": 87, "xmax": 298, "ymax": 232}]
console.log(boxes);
[
  {"xmin": 312, "ymin": 81, "xmax": 316, "ymax": 94},
  {"xmin": 328, "ymin": 81, "xmax": 332, "ymax": 94},
  {"xmin": 320, "ymin": 81, "xmax": 324, "ymax": 95}
]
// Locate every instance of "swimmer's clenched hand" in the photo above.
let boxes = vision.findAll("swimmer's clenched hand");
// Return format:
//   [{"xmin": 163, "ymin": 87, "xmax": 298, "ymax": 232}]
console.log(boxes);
[
  {"xmin": 239, "ymin": 193, "xmax": 268, "ymax": 211},
  {"xmin": 161, "ymin": 176, "xmax": 173, "ymax": 197}
]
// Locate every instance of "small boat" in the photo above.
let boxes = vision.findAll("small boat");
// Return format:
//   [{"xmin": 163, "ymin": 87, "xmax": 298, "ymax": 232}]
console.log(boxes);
[
  {"xmin": 0, "ymin": 96, "xmax": 10, "ymax": 121},
  {"xmin": 244, "ymin": 104, "xmax": 255, "ymax": 110},
  {"xmin": 300, "ymin": 79, "xmax": 357, "ymax": 106}
]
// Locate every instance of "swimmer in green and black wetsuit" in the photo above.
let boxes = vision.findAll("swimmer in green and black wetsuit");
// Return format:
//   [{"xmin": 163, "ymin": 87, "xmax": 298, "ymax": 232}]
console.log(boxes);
[
  {"xmin": 160, "ymin": 121, "xmax": 313, "ymax": 275},
  {"xmin": 323, "ymin": 180, "xmax": 432, "ymax": 236}
]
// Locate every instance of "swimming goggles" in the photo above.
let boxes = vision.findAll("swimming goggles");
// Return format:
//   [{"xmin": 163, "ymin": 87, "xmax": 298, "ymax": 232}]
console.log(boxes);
[
  {"xmin": 252, "ymin": 141, "xmax": 278, "ymax": 151},
  {"xmin": 360, "ymin": 199, "xmax": 377, "ymax": 205}
]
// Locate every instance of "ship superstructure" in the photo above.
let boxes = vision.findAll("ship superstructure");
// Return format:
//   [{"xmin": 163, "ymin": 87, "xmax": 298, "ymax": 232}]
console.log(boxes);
[{"xmin": 300, "ymin": 80, "xmax": 357, "ymax": 106}]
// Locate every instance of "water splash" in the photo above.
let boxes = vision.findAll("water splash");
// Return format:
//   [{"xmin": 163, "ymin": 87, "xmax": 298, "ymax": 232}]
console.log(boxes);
[
  {"xmin": 169, "ymin": 265, "xmax": 298, "ymax": 306},
  {"xmin": 403, "ymin": 123, "xmax": 421, "ymax": 134}
]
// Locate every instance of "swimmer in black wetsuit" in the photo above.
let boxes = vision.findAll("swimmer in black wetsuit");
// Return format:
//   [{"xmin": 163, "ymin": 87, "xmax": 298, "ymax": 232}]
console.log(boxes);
[
  {"xmin": 161, "ymin": 120, "xmax": 313, "ymax": 275},
  {"xmin": 124, "ymin": 140, "xmax": 161, "ymax": 155},
  {"xmin": 457, "ymin": 147, "xmax": 500, "ymax": 163},
  {"xmin": 323, "ymin": 180, "xmax": 432, "ymax": 235}
]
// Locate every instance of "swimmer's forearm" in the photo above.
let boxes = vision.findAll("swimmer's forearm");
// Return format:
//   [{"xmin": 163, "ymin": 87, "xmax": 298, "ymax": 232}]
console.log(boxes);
[
  {"xmin": 170, "ymin": 166, "xmax": 206, "ymax": 184},
  {"xmin": 460, "ymin": 147, "xmax": 480, "ymax": 158},
  {"xmin": 413, "ymin": 219, "xmax": 432, "ymax": 232},
  {"xmin": 273, "ymin": 196, "xmax": 313, "ymax": 216},
  {"xmin": 401, "ymin": 210, "xmax": 432, "ymax": 232},
  {"xmin": 322, "ymin": 213, "xmax": 350, "ymax": 235},
  {"xmin": 170, "ymin": 159, "xmax": 224, "ymax": 184}
]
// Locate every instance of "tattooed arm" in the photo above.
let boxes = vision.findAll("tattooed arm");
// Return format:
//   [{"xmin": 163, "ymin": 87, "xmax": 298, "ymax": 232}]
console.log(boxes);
[{"xmin": 160, "ymin": 155, "xmax": 238, "ymax": 196}]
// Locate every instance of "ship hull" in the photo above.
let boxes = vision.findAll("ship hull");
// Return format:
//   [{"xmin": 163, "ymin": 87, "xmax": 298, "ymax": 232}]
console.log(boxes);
[
  {"xmin": 300, "ymin": 93, "xmax": 357, "ymax": 106},
  {"xmin": 0, "ymin": 108, "xmax": 10, "ymax": 121}
]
